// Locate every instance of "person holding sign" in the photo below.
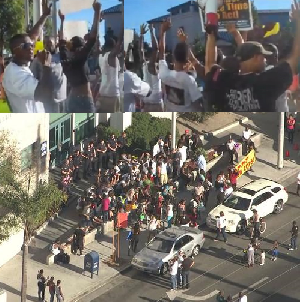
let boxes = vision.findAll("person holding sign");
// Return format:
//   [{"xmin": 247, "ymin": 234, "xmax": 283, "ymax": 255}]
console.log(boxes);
[
  {"xmin": 204, "ymin": 0, "xmax": 300, "ymax": 112},
  {"xmin": 2, "ymin": 0, "xmax": 54, "ymax": 113}
]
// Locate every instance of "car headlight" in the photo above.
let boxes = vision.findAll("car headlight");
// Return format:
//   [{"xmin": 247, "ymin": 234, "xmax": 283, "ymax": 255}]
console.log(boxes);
[{"xmin": 228, "ymin": 220, "xmax": 235, "ymax": 225}]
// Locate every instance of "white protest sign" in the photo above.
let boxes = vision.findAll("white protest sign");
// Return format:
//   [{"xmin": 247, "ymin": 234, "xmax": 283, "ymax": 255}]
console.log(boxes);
[
  {"xmin": 60, "ymin": 0, "xmax": 94, "ymax": 15},
  {"xmin": 64, "ymin": 21, "xmax": 89, "ymax": 39}
]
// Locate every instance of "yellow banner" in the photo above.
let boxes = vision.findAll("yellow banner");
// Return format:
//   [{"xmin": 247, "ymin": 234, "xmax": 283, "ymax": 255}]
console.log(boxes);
[
  {"xmin": 235, "ymin": 149, "xmax": 256, "ymax": 178},
  {"xmin": 0, "ymin": 100, "xmax": 11, "ymax": 113}
]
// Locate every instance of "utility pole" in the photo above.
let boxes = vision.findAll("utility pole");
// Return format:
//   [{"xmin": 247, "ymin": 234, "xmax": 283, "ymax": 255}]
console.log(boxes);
[
  {"xmin": 277, "ymin": 112, "xmax": 284, "ymax": 169},
  {"xmin": 52, "ymin": 0, "xmax": 58, "ymax": 42},
  {"xmin": 171, "ymin": 112, "xmax": 177, "ymax": 149},
  {"xmin": 24, "ymin": 0, "xmax": 30, "ymax": 29}
]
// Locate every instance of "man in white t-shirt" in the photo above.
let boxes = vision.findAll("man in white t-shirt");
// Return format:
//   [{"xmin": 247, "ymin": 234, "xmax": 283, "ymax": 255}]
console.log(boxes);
[
  {"xmin": 170, "ymin": 257, "xmax": 179, "ymax": 290},
  {"xmin": 124, "ymin": 69, "xmax": 151, "ymax": 111},
  {"xmin": 178, "ymin": 143, "xmax": 187, "ymax": 167},
  {"xmin": 158, "ymin": 19, "xmax": 202, "ymax": 112},
  {"xmin": 2, "ymin": 2, "xmax": 54, "ymax": 113},
  {"xmin": 238, "ymin": 292, "xmax": 247, "ymax": 302}
]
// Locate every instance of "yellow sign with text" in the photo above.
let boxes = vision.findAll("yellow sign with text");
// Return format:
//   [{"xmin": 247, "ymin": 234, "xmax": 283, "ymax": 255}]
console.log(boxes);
[{"xmin": 235, "ymin": 149, "xmax": 256, "ymax": 178}]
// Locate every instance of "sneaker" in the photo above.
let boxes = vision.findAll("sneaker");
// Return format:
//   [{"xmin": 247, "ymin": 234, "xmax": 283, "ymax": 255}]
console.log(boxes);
[
  {"xmin": 274, "ymin": 257, "xmax": 277, "ymax": 261},
  {"xmin": 214, "ymin": 239, "xmax": 218, "ymax": 242},
  {"xmin": 289, "ymin": 248, "xmax": 294, "ymax": 251},
  {"xmin": 259, "ymin": 263, "xmax": 264, "ymax": 266}
]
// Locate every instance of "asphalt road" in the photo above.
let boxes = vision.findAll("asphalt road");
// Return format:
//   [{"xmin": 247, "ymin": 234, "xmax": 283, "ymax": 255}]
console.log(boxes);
[{"xmin": 79, "ymin": 181, "xmax": 300, "ymax": 302}]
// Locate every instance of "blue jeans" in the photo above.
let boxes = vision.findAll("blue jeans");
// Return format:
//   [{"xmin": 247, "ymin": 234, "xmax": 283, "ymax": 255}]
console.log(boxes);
[
  {"xmin": 103, "ymin": 210, "xmax": 109, "ymax": 223},
  {"xmin": 170, "ymin": 274, "xmax": 177, "ymax": 289},
  {"xmin": 182, "ymin": 271, "xmax": 190, "ymax": 289},
  {"xmin": 67, "ymin": 94, "xmax": 95, "ymax": 113},
  {"xmin": 216, "ymin": 227, "xmax": 227, "ymax": 242},
  {"xmin": 291, "ymin": 237, "xmax": 297, "ymax": 249},
  {"xmin": 50, "ymin": 292, "xmax": 55, "ymax": 302},
  {"xmin": 167, "ymin": 216, "xmax": 173, "ymax": 228},
  {"xmin": 272, "ymin": 249, "xmax": 278, "ymax": 257}
]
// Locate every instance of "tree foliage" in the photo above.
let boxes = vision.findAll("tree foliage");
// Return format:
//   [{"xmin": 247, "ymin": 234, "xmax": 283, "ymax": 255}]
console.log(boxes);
[
  {"xmin": 0, "ymin": 131, "xmax": 65, "ymax": 243},
  {"xmin": 178, "ymin": 112, "xmax": 215, "ymax": 124},
  {"xmin": 0, "ymin": 0, "xmax": 25, "ymax": 55}
]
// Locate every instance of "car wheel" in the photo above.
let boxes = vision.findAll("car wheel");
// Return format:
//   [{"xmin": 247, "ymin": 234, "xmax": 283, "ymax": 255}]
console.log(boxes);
[
  {"xmin": 273, "ymin": 199, "xmax": 283, "ymax": 214},
  {"xmin": 236, "ymin": 220, "xmax": 247, "ymax": 235},
  {"xmin": 159, "ymin": 263, "xmax": 168, "ymax": 275},
  {"xmin": 192, "ymin": 245, "xmax": 200, "ymax": 257}
]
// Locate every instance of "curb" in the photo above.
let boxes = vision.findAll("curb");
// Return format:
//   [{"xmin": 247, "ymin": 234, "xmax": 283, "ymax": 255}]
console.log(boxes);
[
  {"xmin": 276, "ymin": 166, "xmax": 299, "ymax": 188},
  {"xmin": 71, "ymin": 262, "xmax": 132, "ymax": 302},
  {"xmin": 210, "ymin": 117, "xmax": 249, "ymax": 137}
]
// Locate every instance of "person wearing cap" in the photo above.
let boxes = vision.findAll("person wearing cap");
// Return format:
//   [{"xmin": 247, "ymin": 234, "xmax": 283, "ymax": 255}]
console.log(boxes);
[
  {"xmin": 58, "ymin": 1, "xmax": 100, "ymax": 113},
  {"xmin": 204, "ymin": 1, "xmax": 300, "ymax": 112}
]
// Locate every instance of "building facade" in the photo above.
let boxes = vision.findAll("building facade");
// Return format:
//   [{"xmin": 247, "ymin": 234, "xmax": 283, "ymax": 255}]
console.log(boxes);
[
  {"xmin": 0, "ymin": 113, "xmax": 50, "ymax": 268},
  {"xmin": 102, "ymin": 2, "xmax": 123, "ymax": 39}
]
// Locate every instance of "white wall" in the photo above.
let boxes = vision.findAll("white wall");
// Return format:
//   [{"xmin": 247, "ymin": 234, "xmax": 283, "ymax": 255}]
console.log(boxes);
[
  {"xmin": 110, "ymin": 112, "xmax": 132, "ymax": 131},
  {"xmin": 0, "ymin": 289, "xmax": 7, "ymax": 302},
  {"xmin": 0, "ymin": 113, "xmax": 50, "ymax": 268},
  {"xmin": 105, "ymin": 13, "xmax": 122, "ymax": 37},
  {"xmin": 0, "ymin": 229, "xmax": 23, "ymax": 268}
]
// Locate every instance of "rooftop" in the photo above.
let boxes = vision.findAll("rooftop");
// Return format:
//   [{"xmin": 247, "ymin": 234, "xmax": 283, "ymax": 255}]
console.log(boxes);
[
  {"xmin": 147, "ymin": 14, "xmax": 170, "ymax": 23},
  {"xmin": 102, "ymin": 4, "xmax": 122, "ymax": 15},
  {"xmin": 167, "ymin": 0, "xmax": 198, "ymax": 12}
]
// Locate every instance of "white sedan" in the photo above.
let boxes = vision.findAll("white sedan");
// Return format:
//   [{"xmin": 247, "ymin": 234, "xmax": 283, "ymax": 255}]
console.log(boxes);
[{"xmin": 206, "ymin": 179, "xmax": 288, "ymax": 234}]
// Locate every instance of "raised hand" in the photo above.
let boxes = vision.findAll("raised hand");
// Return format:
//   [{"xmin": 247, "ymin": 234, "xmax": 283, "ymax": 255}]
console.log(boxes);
[
  {"xmin": 140, "ymin": 24, "xmax": 148, "ymax": 35},
  {"xmin": 93, "ymin": 0, "xmax": 102, "ymax": 12},
  {"xmin": 58, "ymin": 10, "xmax": 65, "ymax": 22},
  {"xmin": 148, "ymin": 24, "xmax": 154, "ymax": 33},
  {"xmin": 42, "ymin": 0, "xmax": 52, "ymax": 16},
  {"xmin": 177, "ymin": 28, "xmax": 188, "ymax": 42},
  {"xmin": 161, "ymin": 18, "xmax": 171, "ymax": 33},
  {"xmin": 36, "ymin": 50, "xmax": 52, "ymax": 67},
  {"xmin": 226, "ymin": 22, "xmax": 237, "ymax": 34},
  {"xmin": 290, "ymin": 0, "xmax": 300, "ymax": 21}
]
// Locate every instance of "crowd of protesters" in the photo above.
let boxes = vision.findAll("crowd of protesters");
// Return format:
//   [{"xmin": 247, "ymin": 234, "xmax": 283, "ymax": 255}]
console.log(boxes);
[
  {"xmin": 0, "ymin": 0, "xmax": 124, "ymax": 113},
  {"xmin": 124, "ymin": 0, "xmax": 300, "ymax": 113}
]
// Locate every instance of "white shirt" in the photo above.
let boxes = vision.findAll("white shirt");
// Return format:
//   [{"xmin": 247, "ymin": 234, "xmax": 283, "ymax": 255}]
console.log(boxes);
[
  {"xmin": 197, "ymin": 155, "xmax": 206, "ymax": 171},
  {"xmin": 148, "ymin": 219, "xmax": 157, "ymax": 231},
  {"xmin": 243, "ymin": 129, "xmax": 252, "ymax": 140},
  {"xmin": 179, "ymin": 146, "xmax": 187, "ymax": 167},
  {"xmin": 161, "ymin": 162, "xmax": 168, "ymax": 174},
  {"xmin": 217, "ymin": 216, "xmax": 226, "ymax": 229},
  {"xmin": 143, "ymin": 62, "xmax": 163, "ymax": 104},
  {"xmin": 298, "ymin": 172, "xmax": 300, "ymax": 185},
  {"xmin": 158, "ymin": 60, "xmax": 202, "ymax": 112},
  {"xmin": 99, "ymin": 52, "xmax": 120, "ymax": 97},
  {"xmin": 153, "ymin": 143, "xmax": 160, "ymax": 157},
  {"xmin": 167, "ymin": 204, "xmax": 173, "ymax": 217},
  {"xmin": 266, "ymin": 65, "xmax": 288, "ymax": 112},
  {"xmin": 170, "ymin": 260, "xmax": 179, "ymax": 276},
  {"xmin": 227, "ymin": 140, "xmax": 235, "ymax": 151},
  {"xmin": 124, "ymin": 70, "xmax": 150, "ymax": 112},
  {"xmin": 3, "ymin": 62, "xmax": 44, "ymax": 113},
  {"xmin": 239, "ymin": 295, "xmax": 248, "ymax": 302},
  {"xmin": 224, "ymin": 186, "xmax": 233, "ymax": 198}
]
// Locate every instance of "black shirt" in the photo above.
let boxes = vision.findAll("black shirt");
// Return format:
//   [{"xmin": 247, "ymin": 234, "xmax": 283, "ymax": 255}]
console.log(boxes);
[
  {"xmin": 108, "ymin": 139, "xmax": 117, "ymax": 151},
  {"xmin": 204, "ymin": 62, "xmax": 293, "ymax": 112},
  {"xmin": 292, "ymin": 225, "xmax": 298, "ymax": 237},
  {"xmin": 97, "ymin": 143, "xmax": 107, "ymax": 154},
  {"xmin": 118, "ymin": 137, "xmax": 127, "ymax": 148},
  {"xmin": 73, "ymin": 154, "xmax": 81, "ymax": 167},
  {"xmin": 59, "ymin": 37, "xmax": 96, "ymax": 87}
]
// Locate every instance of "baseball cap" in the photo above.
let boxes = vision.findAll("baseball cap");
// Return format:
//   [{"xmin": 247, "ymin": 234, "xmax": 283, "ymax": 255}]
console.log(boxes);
[
  {"xmin": 235, "ymin": 41, "xmax": 273, "ymax": 62},
  {"xmin": 185, "ymin": 129, "xmax": 189, "ymax": 134}
]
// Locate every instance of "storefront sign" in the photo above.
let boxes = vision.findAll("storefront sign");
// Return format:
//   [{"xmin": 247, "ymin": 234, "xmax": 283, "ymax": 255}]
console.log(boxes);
[
  {"xmin": 235, "ymin": 149, "xmax": 256, "ymax": 178},
  {"xmin": 199, "ymin": 0, "xmax": 253, "ymax": 32}
]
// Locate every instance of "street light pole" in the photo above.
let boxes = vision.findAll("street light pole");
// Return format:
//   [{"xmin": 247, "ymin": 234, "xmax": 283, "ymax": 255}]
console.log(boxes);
[
  {"xmin": 277, "ymin": 112, "xmax": 284, "ymax": 169},
  {"xmin": 171, "ymin": 112, "xmax": 177, "ymax": 149}
]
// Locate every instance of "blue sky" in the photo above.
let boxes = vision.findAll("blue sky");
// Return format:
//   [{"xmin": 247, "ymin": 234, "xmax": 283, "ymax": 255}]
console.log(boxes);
[
  {"xmin": 58, "ymin": 0, "xmax": 120, "ymax": 43},
  {"xmin": 124, "ymin": 0, "xmax": 291, "ymax": 33}
]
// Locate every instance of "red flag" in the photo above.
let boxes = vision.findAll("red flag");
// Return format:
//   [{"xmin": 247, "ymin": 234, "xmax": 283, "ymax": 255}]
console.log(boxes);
[{"xmin": 117, "ymin": 213, "xmax": 128, "ymax": 228}]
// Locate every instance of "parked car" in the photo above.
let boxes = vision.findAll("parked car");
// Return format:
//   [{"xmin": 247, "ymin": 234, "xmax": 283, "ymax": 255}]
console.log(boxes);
[
  {"xmin": 206, "ymin": 179, "xmax": 288, "ymax": 234},
  {"xmin": 131, "ymin": 226, "xmax": 205, "ymax": 275}
]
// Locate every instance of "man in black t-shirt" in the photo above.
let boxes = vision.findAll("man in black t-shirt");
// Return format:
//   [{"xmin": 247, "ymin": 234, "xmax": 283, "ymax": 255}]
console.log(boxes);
[
  {"xmin": 205, "ymin": 41, "xmax": 293, "ymax": 112},
  {"xmin": 117, "ymin": 132, "xmax": 128, "ymax": 157},
  {"xmin": 107, "ymin": 134, "xmax": 118, "ymax": 166},
  {"xmin": 97, "ymin": 139, "xmax": 107, "ymax": 170},
  {"xmin": 73, "ymin": 150, "xmax": 82, "ymax": 182},
  {"xmin": 181, "ymin": 255, "xmax": 194, "ymax": 289},
  {"xmin": 83, "ymin": 145, "xmax": 92, "ymax": 179}
]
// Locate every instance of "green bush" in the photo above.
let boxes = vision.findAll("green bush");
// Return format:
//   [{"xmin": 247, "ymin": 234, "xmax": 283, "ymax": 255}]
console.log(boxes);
[
  {"xmin": 125, "ymin": 113, "xmax": 179, "ymax": 152},
  {"xmin": 96, "ymin": 124, "xmax": 120, "ymax": 141},
  {"xmin": 178, "ymin": 112, "xmax": 215, "ymax": 123}
]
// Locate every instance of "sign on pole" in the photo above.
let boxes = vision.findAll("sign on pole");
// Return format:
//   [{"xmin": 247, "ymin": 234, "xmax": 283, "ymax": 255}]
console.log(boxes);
[
  {"xmin": 64, "ymin": 21, "xmax": 89, "ymax": 40},
  {"xmin": 60, "ymin": 0, "xmax": 94, "ymax": 15},
  {"xmin": 235, "ymin": 149, "xmax": 256, "ymax": 178},
  {"xmin": 199, "ymin": 0, "xmax": 253, "ymax": 32}
]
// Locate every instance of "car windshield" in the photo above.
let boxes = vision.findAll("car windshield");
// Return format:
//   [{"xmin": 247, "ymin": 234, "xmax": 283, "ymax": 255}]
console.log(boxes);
[
  {"xmin": 147, "ymin": 237, "xmax": 174, "ymax": 253},
  {"xmin": 223, "ymin": 195, "xmax": 251, "ymax": 211}
]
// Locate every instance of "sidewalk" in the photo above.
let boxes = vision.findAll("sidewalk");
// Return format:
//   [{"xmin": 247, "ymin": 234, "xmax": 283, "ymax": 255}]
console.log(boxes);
[{"xmin": 0, "ymin": 114, "xmax": 299, "ymax": 302}]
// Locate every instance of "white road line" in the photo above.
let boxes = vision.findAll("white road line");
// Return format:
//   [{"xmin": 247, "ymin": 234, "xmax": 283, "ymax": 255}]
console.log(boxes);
[
  {"xmin": 166, "ymin": 289, "xmax": 219, "ymax": 301},
  {"xmin": 232, "ymin": 277, "xmax": 269, "ymax": 300}
]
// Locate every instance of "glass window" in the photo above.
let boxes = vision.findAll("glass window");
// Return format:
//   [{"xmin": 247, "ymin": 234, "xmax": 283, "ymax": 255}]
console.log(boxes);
[
  {"xmin": 181, "ymin": 235, "xmax": 193, "ymax": 246},
  {"xmin": 174, "ymin": 238, "xmax": 185, "ymax": 251},
  {"xmin": 261, "ymin": 192, "xmax": 273, "ymax": 201},
  {"xmin": 147, "ymin": 238, "xmax": 174, "ymax": 253},
  {"xmin": 223, "ymin": 195, "xmax": 251, "ymax": 211},
  {"xmin": 252, "ymin": 194, "xmax": 264, "ymax": 206},
  {"xmin": 21, "ymin": 144, "xmax": 33, "ymax": 170},
  {"xmin": 271, "ymin": 187, "xmax": 281, "ymax": 193}
]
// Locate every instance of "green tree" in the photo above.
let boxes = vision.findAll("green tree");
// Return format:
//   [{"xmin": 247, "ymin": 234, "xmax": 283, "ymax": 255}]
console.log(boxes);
[
  {"xmin": 178, "ymin": 112, "xmax": 215, "ymax": 124},
  {"xmin": 0, "ymin": 131, "xmax": 65, "ymax": 302},
  {"xmin": 0, "ymin": 0, "xmax": 25, "ymax": 55}
]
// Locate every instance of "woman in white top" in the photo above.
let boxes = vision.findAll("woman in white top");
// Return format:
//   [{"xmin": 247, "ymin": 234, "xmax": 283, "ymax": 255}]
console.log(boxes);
[
  {"xmin": 138, "ymin": 24, "xmax": 164, "ymax": 112},
  {"xmin": 148, "ymin": 216, "xmax": 158, "ymax": 242},
  {"xmin": 167, "ymin": 202, "xmax": 174, "ymax": 228}
]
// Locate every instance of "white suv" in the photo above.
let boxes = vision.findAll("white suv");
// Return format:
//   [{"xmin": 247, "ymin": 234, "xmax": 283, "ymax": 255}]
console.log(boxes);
[{"xmin": 206, "ymin": 179, "xmax": 288, "ymax": 234}]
